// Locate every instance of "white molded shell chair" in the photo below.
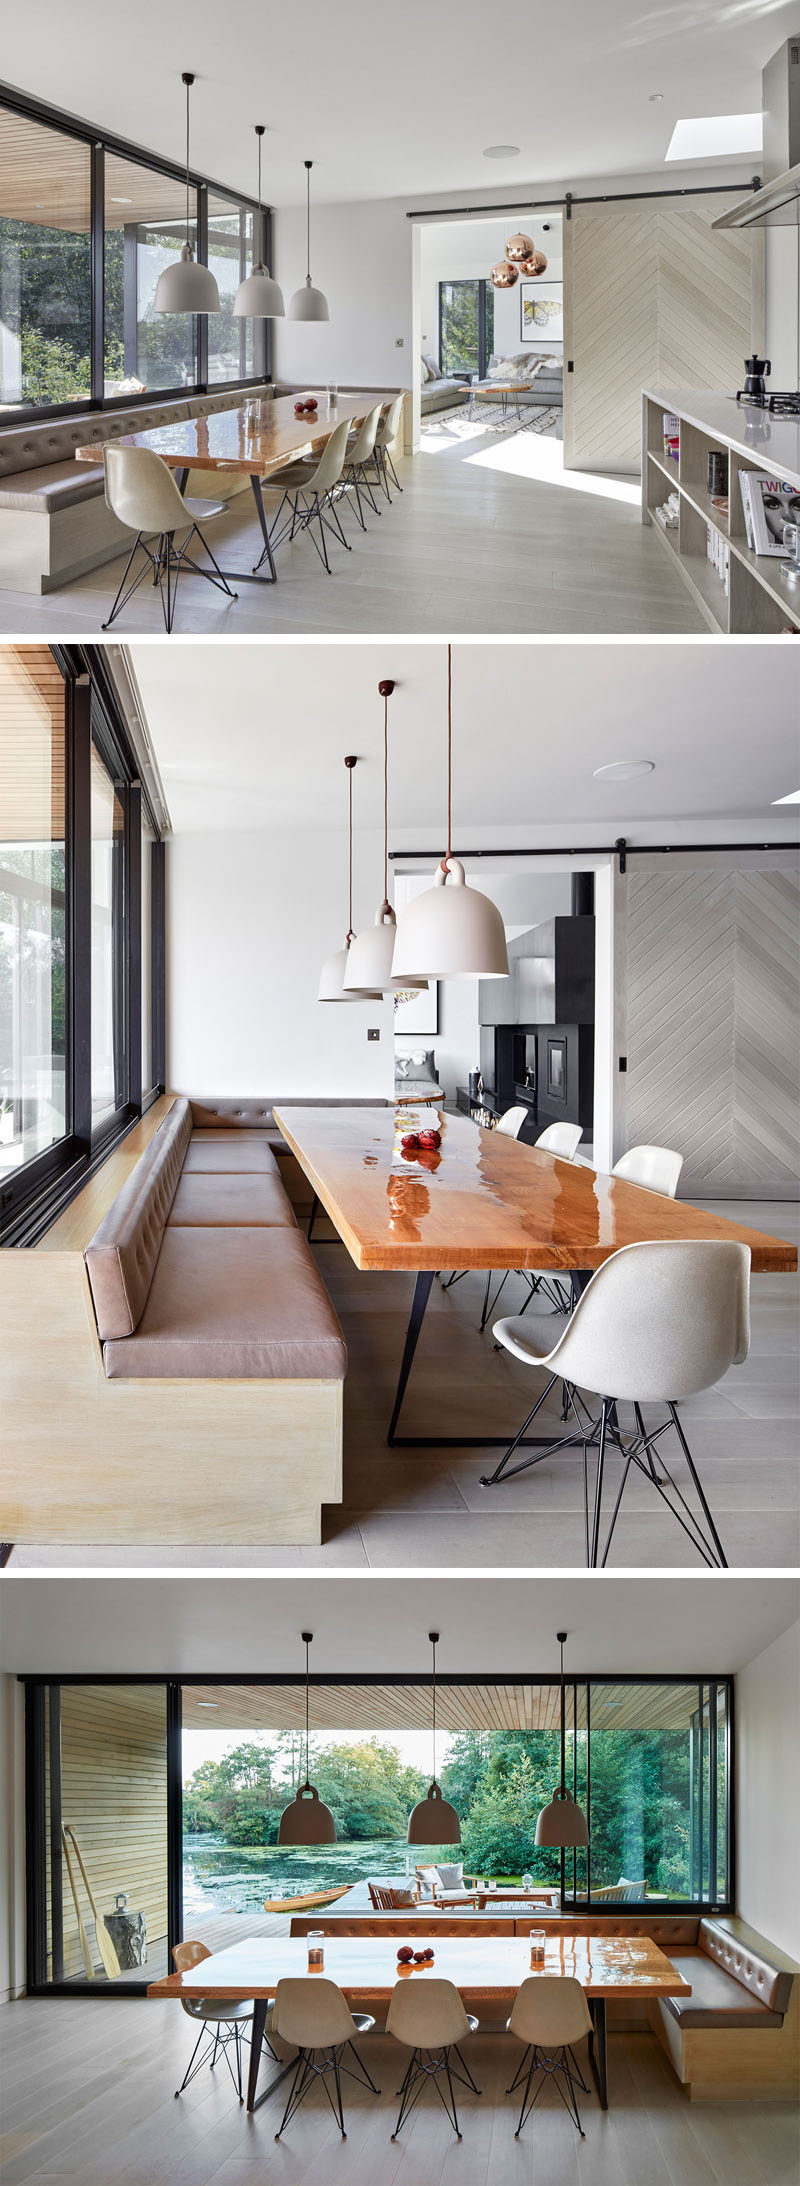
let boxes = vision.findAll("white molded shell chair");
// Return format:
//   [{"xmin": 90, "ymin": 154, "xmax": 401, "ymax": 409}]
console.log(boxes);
[
  {"xmin": 173, "ymin": 1939, "xmax": 272, "ymax": 2103},
  {"xmin": 374, "ymin": 393, "xmax": 405, "ymax": 498},
  {"xmin": 612, "ymin": 1143, "xmax": 683, "ymax": 1197},
  {"xmin": 491, "ymin": 1238, "xmax": 750, "ymax": 1566},
  {"xmin": 341, "ymin": 402, "xmax": 386, "ymax": 530},
  {"xmin": 270, "ymin": 1976, "xmax": 379, "ymax": 2139},
  {"xmin": 507, "ymin": 1976, "xmax": 593, "ymax": 2138},
  {"xmin": 386, "ymin": 1976, "xmax": 481, "ymax": 2141},
  {"xmin": 102, "ymin": 445, "xmax": 236, "ymax": 634},
  {"xmin": 263, "ymin": 415, "xmax": 353, "ymax": 575}
]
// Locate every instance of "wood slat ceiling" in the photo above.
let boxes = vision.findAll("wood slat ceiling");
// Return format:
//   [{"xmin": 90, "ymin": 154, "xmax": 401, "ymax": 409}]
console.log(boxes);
[
  {"xmin": 0, "ymin": 116, "xmax": 243, "ymax": 232},
  {"xmin": 0, "ymin": 647, "xmax": 66, "ymax": 843},
  {"xmin": 182, "ymin": 1681, "xmax": 699, "ymax": 1735}
]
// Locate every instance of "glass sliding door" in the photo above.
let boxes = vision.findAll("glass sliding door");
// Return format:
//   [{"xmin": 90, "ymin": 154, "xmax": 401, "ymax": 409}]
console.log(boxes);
[
  {"xmin": 0, "ymin": 108, "xmax": 91, "ymax": 412},
  {"xmin": 0, "ymin": 647, "xmax": 68, "ymax": 1180},
  {"xmin": 570, "ymin": 1679, "xmax": 732, "ymax": 1909},
  {"xmin": 90, "ymin": 741, "xmax": 126, "ymax": 1130},
  {"xmin": 207, "ymin": 197, "xmax": 255, "ymax": 383},
  {"xmin": 33, "ymin": 1684, "xmax": 169, "ymax": 1988},
  {"xmin": 103, "ymin": 153, "xmax": 197, "ymax": 396},
  {"xmin": 438, "ymin": 279, "xmax": 494, "ymax": 377}
]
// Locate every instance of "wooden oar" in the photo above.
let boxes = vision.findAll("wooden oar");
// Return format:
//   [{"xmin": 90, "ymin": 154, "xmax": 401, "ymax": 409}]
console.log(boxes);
[
  {"xmin": 62, "ymin": 1826, "xmax": 121, "ymax": 1981},
  {"xmin": 61, "ymin": 1826, "xmax": 94, "ymax": 1980}
]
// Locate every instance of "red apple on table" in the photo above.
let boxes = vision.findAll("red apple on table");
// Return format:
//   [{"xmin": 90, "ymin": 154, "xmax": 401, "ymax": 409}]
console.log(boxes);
[
  {"xmin": 418, "ymin": 1128, "xmax": 441, "ymax": 1150},
  {"xmin": 401, "ymin": 1132, "xmax": 420, "ymax": 1151},
  {"xmin": 396, "ymin": 1945, "xmax": 414, "ymax": 1964}
]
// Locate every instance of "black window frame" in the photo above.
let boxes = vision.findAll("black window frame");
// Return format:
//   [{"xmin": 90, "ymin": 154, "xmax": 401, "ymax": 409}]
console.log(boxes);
[
  {"xmin": 438, "ymin": 278, "xmax": 494, "ymax": 380},
  {"xmin": 21, "ymin": 1668, "xmax": 735, "ymax": 1996},
  {"xmin": 0, "ymin": 79, "xmax": 272, "ymax": 427},
  {"xmin": 0, "ymin": 645, "xmax": 166, "ymax": 1244}
]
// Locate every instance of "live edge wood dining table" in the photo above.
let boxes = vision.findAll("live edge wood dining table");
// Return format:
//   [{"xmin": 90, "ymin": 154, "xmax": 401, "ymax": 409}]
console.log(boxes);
[
  {"xmin": 148, "ymin": 1931, "xmax": 690, "ymax": 2114},
  {"xmin": 273, "ymin": 1105, "xmax": 797, "ymax": 1450},
  {"xmin": 76, "ymin": 388, "xmax": 404, "ymax": 584}
]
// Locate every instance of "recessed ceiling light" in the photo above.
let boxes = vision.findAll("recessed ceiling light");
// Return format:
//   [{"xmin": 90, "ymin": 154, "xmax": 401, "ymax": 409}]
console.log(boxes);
[
  {"xmin": 593, "ymin": 759, "xmax": 655, "ymax": 782},
  {"xmin": 665, "ymin": 113, "xmax": 762, "ymax": 162},
  {"xmin": 649, "ymin": 93, "xmax": 664, "ymax": 104},
  {"xmin": 772, "ymin": 788, "xmax": 800, "ymax": 804},
  {"xmin": 111, "ymin": 195, "xmax": 134, "ymax": 204},
  {"xmin": 196, "ymin": 1699, "xmax": 220, "ymax": 1708},
  {"xmin": 483, "ymin": 144, "xmax": 520, "ymax": 160}
]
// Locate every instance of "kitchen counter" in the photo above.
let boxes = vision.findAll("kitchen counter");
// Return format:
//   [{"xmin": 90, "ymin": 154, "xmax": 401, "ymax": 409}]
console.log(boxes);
[{"xmin": 645, "ymin": 389, "xmax": 800, "ymax": 488}]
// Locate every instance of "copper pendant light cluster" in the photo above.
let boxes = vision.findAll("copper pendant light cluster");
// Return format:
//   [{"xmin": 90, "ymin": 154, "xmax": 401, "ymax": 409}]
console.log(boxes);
[{"xmin": 490, "ymin": 227, "xmax": 548, "ymax": 290}]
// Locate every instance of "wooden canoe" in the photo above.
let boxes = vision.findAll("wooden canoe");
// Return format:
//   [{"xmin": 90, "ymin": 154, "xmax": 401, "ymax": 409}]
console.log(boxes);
[{"xmin": 262, "ymin": 1885, "xmax": 351, "ymax": 1914}]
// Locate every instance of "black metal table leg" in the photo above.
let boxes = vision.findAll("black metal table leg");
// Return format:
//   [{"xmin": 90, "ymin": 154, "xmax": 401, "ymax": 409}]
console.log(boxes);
[
  {"xmin": 174, "ymin": 465, "xmax": 277, "ymax": 587},
  {"xmin": 387, "ymin": 1271, "xmax": 436, "ymax": 1445},
  {"xmin": 0, "ymin": 1544, "xmax": 13, "ymax": 1566},
  {"xmin": 246, "ymin": 2001, "xmax": 295, "ymax": 2113},
  {"xmin": 588, "ymin": 1999, "xmax": 608, "ymax": 2108}
]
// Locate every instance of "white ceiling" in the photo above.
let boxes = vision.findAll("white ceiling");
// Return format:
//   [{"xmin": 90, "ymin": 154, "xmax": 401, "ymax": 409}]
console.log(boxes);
[
  {"xmin": 1, "ymin": 1575, "xmax": 796, "ymax": 1676},
  {"xmin": 127, "ymin": 641, "xmax": 800, "ymax": 840},
  {"xmin": 2, "ymin": 0, "xmax": 792, "ymax": 206}
]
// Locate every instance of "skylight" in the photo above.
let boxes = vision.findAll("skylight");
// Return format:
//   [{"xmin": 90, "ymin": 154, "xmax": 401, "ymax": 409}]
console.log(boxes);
[{"xmin": 665, "ymin": 113, "xmax": 762, "ymax": 162}]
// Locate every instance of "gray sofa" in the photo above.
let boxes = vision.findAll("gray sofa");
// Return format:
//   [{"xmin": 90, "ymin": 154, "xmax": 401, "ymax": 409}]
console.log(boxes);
[
  {"xmin": 0, "ymin": 382, "xmax": 274, "ymax": 594},
  {"xmin": 421, "ymin": 350, "xmax": 563, "ymax": 418}
]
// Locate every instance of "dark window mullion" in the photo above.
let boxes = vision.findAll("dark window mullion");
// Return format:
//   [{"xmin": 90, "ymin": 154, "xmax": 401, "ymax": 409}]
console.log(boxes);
[
  {"xmin": 71, "ymin": 678, "xmax": 92, "ymax": 1151},
  {"xmin": 24, "ymin": 1685, "xmax": 48, "ymax": 1990},
  {"xmin": 197, "ymin": 186, "xmax": 208, "ymax": 387},
  {"xmin": 48, "ymin": 1687, "xmax": 63, "ymax": 1983},
  {"xmin": 167, "ymin": 1682, "xmax": 183, "ymax": 1956},
  {"xmin": 151, "ymin": 838, "xmax": 166, "ymax": 1092},
  {"xmin": 90, "ymin": 142, "xmax": 105, "ymax": 405},
  {"xmin": 127, "ymin": 785, "xmax": 142, "ymax": 1109}
]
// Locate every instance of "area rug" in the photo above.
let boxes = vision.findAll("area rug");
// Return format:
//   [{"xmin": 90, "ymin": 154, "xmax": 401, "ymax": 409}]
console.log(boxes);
[{"xmin": 422, "ymin": 401, "xmax": 561, "ymax": 442}]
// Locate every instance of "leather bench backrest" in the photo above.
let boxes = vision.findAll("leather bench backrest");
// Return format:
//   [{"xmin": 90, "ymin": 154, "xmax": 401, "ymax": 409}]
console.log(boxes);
[
  {"xmin": 0, "ymin": 385, "xmax": 273, "ymax": 479},
  {"xmin": 189, "ymin": 1098, "xmax": 277, "ymax": 1130},
  {"xmin": 290, "ymin": 1914, "xmax": 517, "ymax": 1938},
  {"xmin": 699, "ymin": 1918, "xmax": 794, "ymax": 2015},
  {"xmin": 84, "ymin": 1097, "xmax": 192, "ymax": 1339}
]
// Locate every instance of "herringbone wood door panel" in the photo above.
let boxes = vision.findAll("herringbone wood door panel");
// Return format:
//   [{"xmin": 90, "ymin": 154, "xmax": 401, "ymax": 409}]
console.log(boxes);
[
  {"xmin": 625, "ymin": 866, "xmax": 800, "ymax": 1198},
  {"xmin": 565, "ymin": 197, "xmax": 757, "ymax": 472}
]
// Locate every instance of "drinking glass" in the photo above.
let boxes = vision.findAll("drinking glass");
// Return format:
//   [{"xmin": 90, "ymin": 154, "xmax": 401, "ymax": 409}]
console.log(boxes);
[
  {"xmin": 327, "ymin": 383, "xmax": 339, "ymax": 412},
  {"xmin": 307, "ymin": 1931, "xmax": 324, "ymax": 1971},
  {"xmin": 530, "ymin": 1929, "xmax": 546, "ymax": 1967}
]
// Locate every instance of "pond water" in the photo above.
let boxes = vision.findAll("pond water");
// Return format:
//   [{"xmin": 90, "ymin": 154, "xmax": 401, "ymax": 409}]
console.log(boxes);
[{"xmin": 183, "ymin": 1833, "xmax": 434, "ymax": 1918}]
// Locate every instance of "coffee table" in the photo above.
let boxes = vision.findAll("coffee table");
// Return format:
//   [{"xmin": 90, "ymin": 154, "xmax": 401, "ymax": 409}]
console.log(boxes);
[{"xmin": 466, "ymin": 379, "xmax": 531, "ymax": 420}]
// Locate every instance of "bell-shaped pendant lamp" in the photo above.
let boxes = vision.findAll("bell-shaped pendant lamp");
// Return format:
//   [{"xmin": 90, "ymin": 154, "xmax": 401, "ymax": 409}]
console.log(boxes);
[
  {"xmin": 234, "ymin": 127, "xmax": 284, "ymax": 318},
  {"xmin": 289, "ymin": 161, "xmax": 329, "ymax": 321},
  {"xmin": 407, "ymin": 1633, "xmax": 461, "ymax": 1846},
  {"xmin": 344, "ymin": 681, "xmax": 427, "ymax": 997},
  {"xmin": 154, "ymin": 74, "xmax": 221, "ymax": 314},
  {"xmin": 391, "ymin": 648, "xmax": 510, "ymax": 983},
  {"xmin": 278, "ymin": 1633, "xmax": 337, "ymax": 1844},
  {"xmin": 318, "ymin": 757, "xmax": 382, "ymax": 1002},
  {"xmin": 535, "ymin": 1632, "xmax": 589, "ymax": 1849}
]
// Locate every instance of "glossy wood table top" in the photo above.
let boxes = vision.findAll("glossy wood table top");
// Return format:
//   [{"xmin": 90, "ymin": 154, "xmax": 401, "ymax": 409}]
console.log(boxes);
[
  {"xmin": 76, "ymin": 390, "xmax": 404, "ymax": 481},
  {"xmin": 273, "ymin": 1105, "xmax": 797, "ymax": 1274},
  {"xmin": 148, "ymin": 1931, "xmax": 690, "ymax": 2004}
]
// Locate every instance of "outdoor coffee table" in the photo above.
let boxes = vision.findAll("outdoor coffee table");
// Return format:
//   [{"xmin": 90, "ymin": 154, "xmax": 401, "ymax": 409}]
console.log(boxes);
[
  {"xmin": 149, "ymin": 1930, "xmax": 690, "ymax": 2114},
  {"xmin": 435, "ymin": 1885, "xmax": 556, "ymax": 1909}
]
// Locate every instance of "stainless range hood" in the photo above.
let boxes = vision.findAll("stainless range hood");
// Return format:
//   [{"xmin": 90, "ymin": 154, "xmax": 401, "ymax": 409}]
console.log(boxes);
[{"xmin": 714, "ymin": 40, "xmax": 800, "ymax": 229}]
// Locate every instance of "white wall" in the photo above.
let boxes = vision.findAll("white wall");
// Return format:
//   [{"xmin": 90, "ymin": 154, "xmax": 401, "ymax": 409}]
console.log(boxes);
[
  {"xmin": 0, "ymin": 1675, "xmax": 26, "ymax": 2002},
  {"xmin": 736, "ymin": 1619, "xmax": 800, "ymax": 1961},
  {"xmin": 166, "ymin": 827, "xmax": 394, "ymax": 1098},
  {"xmin": 765, "ymin": 227, "xmax": 800, "ymax": 387},
  {"xmin": 273, "ymin": 199, "xmax": 413, "ymax": 388}
]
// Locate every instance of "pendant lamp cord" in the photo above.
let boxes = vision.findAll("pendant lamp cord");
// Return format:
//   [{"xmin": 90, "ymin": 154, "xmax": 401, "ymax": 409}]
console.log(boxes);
[
  {"xmin": 431, "ymin": 1634, "xmax": 437, "ymax": 1783},
  {"xmin": 559, "ymin": 1634, "xmax": 566, "ymax": 1797},
  {"xmin": 185, "ymin": 77, "xmax": 191, "ymax": 251},
  {"xmin": 440, "ymin": 643, "xmax": 453, "ymax": 876},
  {"xmin": 304, "ymin": 1634, "xmax": 310, "ymax": 1790},
  {"xmin": 383, "ymin": 686, "xmax": 389, "ymax": 911},
  {"xmin": 348, "ymin": 762, "xmax": 354, "ymax": 941},
  {"xmin": 306, "ymin": 162, "xmax": 311, "ymax": 281}
]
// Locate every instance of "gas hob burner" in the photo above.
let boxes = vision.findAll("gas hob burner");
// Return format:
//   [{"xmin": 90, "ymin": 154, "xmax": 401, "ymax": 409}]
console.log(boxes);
[{"xmin": 736, "ymin": 389, "xmax": 800, "ymax": 416}]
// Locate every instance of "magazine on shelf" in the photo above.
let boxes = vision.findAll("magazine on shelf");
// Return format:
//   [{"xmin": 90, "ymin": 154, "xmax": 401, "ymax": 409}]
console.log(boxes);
[{"xmin": 739, "ymin": 473, "xmax": 800, "ymax": 556}]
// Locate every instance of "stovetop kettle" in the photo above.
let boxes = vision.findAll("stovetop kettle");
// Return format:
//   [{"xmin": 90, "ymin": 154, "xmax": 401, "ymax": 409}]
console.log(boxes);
[{"xmin": 743, "ymin": 355, "xmax": 771, "ymax": 399}]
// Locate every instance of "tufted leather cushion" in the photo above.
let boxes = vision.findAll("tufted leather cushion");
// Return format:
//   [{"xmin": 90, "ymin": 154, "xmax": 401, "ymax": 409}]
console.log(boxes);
[
  {"xmin": 167, "ymin": 1170, "xmax": 295, "ymax": 1227},
  {"xmin": 662, "ymin": 1951, "xmax": 786, "ymax": 2029},
  {"xmin": 0, "ymin": 385, "xmax": 274, "ymax": 483},
  {"xmin": 0, "ymin": 461, "xmax": 105, "ymax": 512},
  {"xmin": 697, "ymin": 1918, "xmax": 794, "ymax": 2015},
  {"xmin": 84, "ymin": 1097, "xmax": 192, "ymax": 1340},
  {"xmin": 102, "ymin": 1224, "xmax": 347, "ymax": 1380},
  {"xmin": 183, "ymin": 1137, "xmax": 277, "ymax": 1174},
  {"xmin": 189, "ymin": 1098, "xmax": 278, "ymax": 1130}
]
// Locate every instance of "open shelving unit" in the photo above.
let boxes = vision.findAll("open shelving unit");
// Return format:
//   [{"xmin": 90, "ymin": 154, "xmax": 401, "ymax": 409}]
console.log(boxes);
[{"xmin": 642, "ymin": 393, "xmax": 800, "ymax": 635}]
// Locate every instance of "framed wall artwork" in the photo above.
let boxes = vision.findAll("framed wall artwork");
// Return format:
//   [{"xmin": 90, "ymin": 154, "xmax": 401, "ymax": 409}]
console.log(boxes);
[
  {"xmin": 394, "ymin": 982, "xmax": 439, "ymax": 1036},
  {"xmin": 520, "ymin": 282, "xmax": 563, "ymax": 345}
]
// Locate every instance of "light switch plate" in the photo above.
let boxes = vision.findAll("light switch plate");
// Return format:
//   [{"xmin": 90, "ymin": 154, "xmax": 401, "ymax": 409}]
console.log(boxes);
[{"xmin": 368, "ymin": 1027, "xmax": 381, "ymax": 1041}]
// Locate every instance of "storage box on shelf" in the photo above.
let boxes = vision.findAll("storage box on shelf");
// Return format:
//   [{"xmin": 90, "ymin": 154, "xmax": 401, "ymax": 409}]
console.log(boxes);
[{"xmin": 642, "ymin": 391, "xmax": 800, "ymax": 634}]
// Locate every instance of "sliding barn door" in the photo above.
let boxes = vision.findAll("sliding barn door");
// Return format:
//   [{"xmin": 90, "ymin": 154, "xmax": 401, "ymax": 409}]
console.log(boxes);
[{"xmin": 563, "ymin": 195, "xmax": 762, "ymax": 473}]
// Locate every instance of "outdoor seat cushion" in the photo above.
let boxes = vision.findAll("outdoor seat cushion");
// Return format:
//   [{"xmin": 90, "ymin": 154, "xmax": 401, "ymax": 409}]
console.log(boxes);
[
  {"xmin": 168, "ymin": 1170, "xmax": 296, "ymax": 1228},
  {"xmin": 182, "ymin": 1136, "xmax": 278, "ymax": 1175},
  {"xmin": 0, "ymin": 461, "xmax": 105, "ymax": 512},
  {"xmin": 102, "ymin": 1225, "xmax": 347, "ymax": 1380},
  {"xmin": 662, "ymin": 1951, "xmax": 785, "ymax": 2029}
]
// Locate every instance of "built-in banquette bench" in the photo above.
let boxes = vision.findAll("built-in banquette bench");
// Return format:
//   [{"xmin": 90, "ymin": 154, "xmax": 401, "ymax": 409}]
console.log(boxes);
[
  {"xmin": 0, "ymin": 1094, "xmax": 346, "ymax": 1546},
  {"xmin": 289, "ymin": 1909, "xmax": 798, "ymax": 2098},
  {"xmin": 0, "ymin": 383, "xmax": 274, "ymax": 594}
]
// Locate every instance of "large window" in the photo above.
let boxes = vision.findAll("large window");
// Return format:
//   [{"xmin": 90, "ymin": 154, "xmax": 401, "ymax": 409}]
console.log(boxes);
[
  {"xmin": 0, "ymin": 649, "xmax": 68, "ymax": 1179},
  {"xmin": 24, "ymin": 1671, "xmax": 734, "ymax": 1993},
  {"xmin": 207, "ymin": 196, "xmax": 255, "ymax": 384},
  {"xmin": 0, "ymin": 87, "xmax": 268, "ymax": 421},
  {"xmin": 0, "ymin": 107, "xmax": 92, "ymax": 412},
  {"xmin": 103, "ymin": 154, "xmax": 197, "ymax": 396},
  {"xmin": 0, "ymin": 646, "xmax": 164, "ymax": 1242},
  {"xmin": 439, "ymin": 279, "xmax": 494, "ymax": 378}
]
